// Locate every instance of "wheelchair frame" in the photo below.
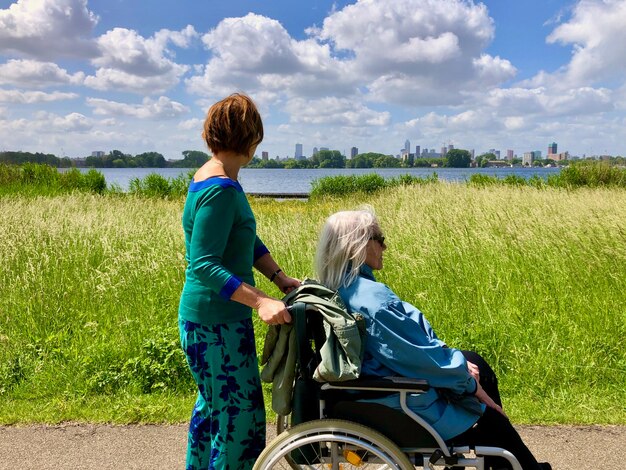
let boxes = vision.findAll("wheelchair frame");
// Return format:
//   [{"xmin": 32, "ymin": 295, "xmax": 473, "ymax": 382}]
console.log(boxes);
[{"xmin": 255, "ymin": 302, "xmax": 523, "ymax": 470}]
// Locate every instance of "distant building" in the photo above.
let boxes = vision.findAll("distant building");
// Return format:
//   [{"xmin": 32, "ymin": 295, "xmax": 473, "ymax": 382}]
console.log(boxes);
[
  {"xmin": 91, "ymin": 151, "xmax": 105, "ymax": 157},
  {"xmin": 320, "ymin": 147, "xmax": 329, "ymax": 152},
  {"xmin": 487, "ymin": 148, "xmax": 501, "ymax": 159},
  {"xmin": 441, "ymin": 146, "xmax": 448, "ymax": 157},
  {"xmin": 421, "ymin": 149, "xmax": 441, "ymax": 158},
  {"xmin": 295, "ymin": 143, "xmax": 303, "ymax": 160},
  {"xmin": 523, "ymin": 152, "xmax": 534, "ymax": 166},
  {"xmin": 506, "ymin": 149, "xmax": 514, "ymax": 160},
  {"xmin": 312, "ymin": 147, "xmax": 319, "ymax": 156},
  {"xmin": 551, "ymin": 151, "xmax": 568, "ymax": 162},
  {"xmin": 350, "ymin": 147, "xmax": 358, "ymax": 158},
  {"xmin": 404, "ymin": 139, "xmax": 411, "ymax": 154},
  {"xmin": 262, "ymin": 151, "xmax": 269, "ymax": 161},
  {"xmin": 548, "ymin": 142, "xmax": 557, "ymax": 156},
  {"xmin": 415, "ymin": 145, "xmax": 421, "ymax": 158},
  {"xmin": 470, "ymin": 149, "xmax": 475, "ymax": 159}
]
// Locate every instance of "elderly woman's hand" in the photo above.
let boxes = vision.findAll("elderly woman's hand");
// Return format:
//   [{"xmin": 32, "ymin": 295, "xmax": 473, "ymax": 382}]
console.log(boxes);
[
  {"xmin": 467, "ymin": 360, "xmax": 480, "ymax": 383},
  {"xmin": 475, "ymin": 382, "xmax": 508, "ymax": 419},
  {"xmin": 257, "ymin": 298, "xmax": 292, "ymax": 325},
  {"xmin": 274, "ymin": 272, "xmax": 301, "ymax": 294}
]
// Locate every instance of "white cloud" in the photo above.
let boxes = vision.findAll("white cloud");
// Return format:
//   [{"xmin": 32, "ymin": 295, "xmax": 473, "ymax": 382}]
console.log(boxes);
[
  {"xmin": 187, "ymin": 13, "xmax": 343, "ymax": 99},
  {"xmin": 313, "ymin": 0, "xmax": 515, "ymax": 105},
  {"xmin": 202, "ymin": 14, "xmax": 299, "ymax": 74},
  {"xmin": 86, "ymin": 96, "xmax": 189, "ymax": 120},
  {"xmin": 84, "ymin": 68, "xmax": 181, "ymax": 94},
  {"xmin": 0, "ymin": 59, "xmax": 85, "ymax": 87},
  {"xmin": 546, "ymin": 0, "xmax": 626, "ymax": 87},
  {"xmin": 85, "ymin": 26, "xmax": 196, "ymax": 94},
  {"xmin": 0, "ymin": 89, "xmax": 78, "ymax": 103},
  {"xmin": 284, "ymin": 97, "xmax": 390, "ymax": 127},
  {"xmin": 25, "ymin": 111, "xmax": 94, "ymax": 132},
  {"xmin": 485, "ymin": 86, "xmax": 613, "ymax": 117},
  {"xmin": 178, "ymin": 118, "xmax": 203, "ymax": 131},
  {"xmin": 0, "ymin": 0, "xmax": 98, "ymax": 59},
  {"xmin": 93, "ymin": 26, "xmax": 195, "ymax": 77},
  {"xmin": 317, "ymin": 0, "xmax": 492, "ymax": 71},
  {"xmin": 187, "ymin": 2, "xmax": 515, "ymax": 114},
  {"xmin": 473, "ymin": 54, "xmax": 517, "ymax": 86},
  {"xmin": 503, "ymin": 116, "xmax": 526, "ymax": 131}
]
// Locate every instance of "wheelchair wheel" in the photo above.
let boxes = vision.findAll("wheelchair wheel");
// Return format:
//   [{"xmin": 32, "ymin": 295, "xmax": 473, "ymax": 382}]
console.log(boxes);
[{"xmin": 255, "ymin": 419, "xmax": 413, "ymax": 469}]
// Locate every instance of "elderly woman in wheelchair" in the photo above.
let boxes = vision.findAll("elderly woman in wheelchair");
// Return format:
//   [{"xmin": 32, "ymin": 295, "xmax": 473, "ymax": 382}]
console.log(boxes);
[{"xmin": 255, "ymin": 208, "xmax": 551, "ymax": 470}]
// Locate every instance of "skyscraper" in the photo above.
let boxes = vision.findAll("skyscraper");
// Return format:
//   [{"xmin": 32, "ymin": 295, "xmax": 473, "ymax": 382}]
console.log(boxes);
[
  {"xmin": 415, "ymin": 145, "xmax": 421, "ymax": 158},
  {"xmin": 548, "ymin": 142, "xmax": 557, "ymax": 155},
  {"xmin": 523, "ymin": 152, "xmax": 534, "ymax": 166},
  {"xmin": 404, "ymin": 139, "xmax": 411, "ymax": 153},
  {"xmin": 295, "ymin": 143, "xmax": 303, "ymax": 160},
  {"xmin": 506, "ymin": 149, "xmax": 514, "ymax": 160},
  {"xmin": 350, "ymin": 147, "xmax": 358, "ymax": 158}
]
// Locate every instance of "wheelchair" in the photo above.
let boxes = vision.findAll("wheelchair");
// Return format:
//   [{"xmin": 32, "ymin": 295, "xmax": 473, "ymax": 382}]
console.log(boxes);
[{"xmin": 254, "ymin": 303, "xmax": 523, "ymax": 470}]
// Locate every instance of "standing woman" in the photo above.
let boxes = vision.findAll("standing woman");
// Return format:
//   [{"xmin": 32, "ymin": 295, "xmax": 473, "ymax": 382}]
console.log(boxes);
[{"xmin": 179, "ymin": 93, "xmax": 300, "ymax": 469}]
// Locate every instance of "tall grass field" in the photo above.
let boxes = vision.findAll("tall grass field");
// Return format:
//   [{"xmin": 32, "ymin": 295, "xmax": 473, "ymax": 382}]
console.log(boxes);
[{"xmin": 0, "ymin": 184, "xmax": 624, "ymax": 425}]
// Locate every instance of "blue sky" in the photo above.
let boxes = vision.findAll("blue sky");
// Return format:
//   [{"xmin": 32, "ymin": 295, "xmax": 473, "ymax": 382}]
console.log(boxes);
[{"xmin": 1, "ymin": 0, "xmax": 625, "ymax": 159}]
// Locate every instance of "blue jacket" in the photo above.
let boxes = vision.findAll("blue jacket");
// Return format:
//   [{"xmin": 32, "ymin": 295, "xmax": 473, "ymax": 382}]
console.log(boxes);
[{"xmin": 338, "ymin": 265, "xmax": 484, "ymax": 440}]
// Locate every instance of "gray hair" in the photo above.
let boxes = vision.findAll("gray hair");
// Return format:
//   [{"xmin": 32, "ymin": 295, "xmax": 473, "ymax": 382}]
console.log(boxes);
[{"xmin": 315, "ymin": 207, "xmax": 379, "ymax": 291}]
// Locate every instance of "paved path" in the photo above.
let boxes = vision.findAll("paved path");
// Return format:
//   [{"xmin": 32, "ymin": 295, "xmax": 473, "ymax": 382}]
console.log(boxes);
[{"xmin": 0, "ymin": 423, "xmax": 623, "ymax": 469}]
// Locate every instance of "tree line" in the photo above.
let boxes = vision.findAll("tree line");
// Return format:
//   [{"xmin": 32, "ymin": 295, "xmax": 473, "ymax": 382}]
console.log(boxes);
[
  {"xmin": 3, "ymin": 149, "xmax": 624, "ymax": 170},
  {"xmin": 0, "ymin": 150, "xmax": 210, "ymax": 169},
  {"xmin": 0, "ymin": 151, "xmax": 74, "ymax": 167},
  {"xmin": 248, "ymin": 149, "xmax": 467, "ymax": 168}
]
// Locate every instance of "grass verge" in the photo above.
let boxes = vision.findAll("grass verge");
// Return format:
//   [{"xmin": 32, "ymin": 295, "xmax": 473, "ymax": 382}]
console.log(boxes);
[{"xmin": 1, "ymin": 184, "xmax": 624, "ymax": 425}]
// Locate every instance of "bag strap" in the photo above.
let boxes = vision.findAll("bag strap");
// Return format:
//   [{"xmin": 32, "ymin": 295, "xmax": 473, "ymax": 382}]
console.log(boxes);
[{"xmin": 291, "ymin": 302, "xmax": 310, "ymax": 378}]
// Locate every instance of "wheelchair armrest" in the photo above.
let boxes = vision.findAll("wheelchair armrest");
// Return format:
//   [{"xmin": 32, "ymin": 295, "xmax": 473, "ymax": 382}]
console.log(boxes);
[{"xmin": 321, "ymin": 376, "xmax": 430, "ymax": 393}]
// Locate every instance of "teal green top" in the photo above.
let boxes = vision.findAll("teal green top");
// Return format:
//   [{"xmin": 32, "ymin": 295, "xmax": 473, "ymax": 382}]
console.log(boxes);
[{"xmin": 178, "ymin": 177, "xmax": 269, "ymax": 325}]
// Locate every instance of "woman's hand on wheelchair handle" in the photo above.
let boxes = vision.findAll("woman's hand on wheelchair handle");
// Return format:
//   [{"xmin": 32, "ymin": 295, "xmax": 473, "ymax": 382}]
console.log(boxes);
[
  {"xmin": 258, "ymin": 298, "xmax": 293, "ymax": 325},
  {"xmin": 274, "ymin": 272, "xmax": 301, "ymax": 294}
]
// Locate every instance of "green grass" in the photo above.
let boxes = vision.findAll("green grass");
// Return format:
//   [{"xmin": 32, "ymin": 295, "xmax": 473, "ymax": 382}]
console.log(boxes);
[{"xmin": 0, "ymin": 184, "xmax": 625, "ymax": 425}]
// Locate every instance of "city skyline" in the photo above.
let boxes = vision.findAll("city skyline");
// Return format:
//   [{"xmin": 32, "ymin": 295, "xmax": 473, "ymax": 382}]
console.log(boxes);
[
  {"xmin": 1, "ymin": 0, "xmax": 626, "ymax": 159},
  {"xmin": 271, "ymin": 139, "xmax": 571, "ymax": 160}
]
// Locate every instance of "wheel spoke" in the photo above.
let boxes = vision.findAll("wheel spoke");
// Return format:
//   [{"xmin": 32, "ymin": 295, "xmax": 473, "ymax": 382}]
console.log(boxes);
[{"xmin": 255, "ymin": 420, "xmax": 413, "ymax": 470}]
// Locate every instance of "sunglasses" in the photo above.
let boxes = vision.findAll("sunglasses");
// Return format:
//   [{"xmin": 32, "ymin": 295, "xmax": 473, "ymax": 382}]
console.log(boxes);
[{"xmin": 370, "ymin": 234, "xmax": 386, "ymax": 246}]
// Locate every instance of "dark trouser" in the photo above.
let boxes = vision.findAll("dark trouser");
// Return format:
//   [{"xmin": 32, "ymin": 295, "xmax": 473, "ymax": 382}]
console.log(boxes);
[
  {"xmin": 450, "ymin": 351, "xmax": 542, "ymax": 470},
  {"xmin": 461, "ymin": 350, "xmax": 502, "ymax": 406}
]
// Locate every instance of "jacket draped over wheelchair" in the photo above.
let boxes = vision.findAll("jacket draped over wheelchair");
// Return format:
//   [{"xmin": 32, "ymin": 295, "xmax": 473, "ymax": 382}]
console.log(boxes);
[{"xmin": 260, "ymin": 280, "xmax": 365, "ymax": 415}]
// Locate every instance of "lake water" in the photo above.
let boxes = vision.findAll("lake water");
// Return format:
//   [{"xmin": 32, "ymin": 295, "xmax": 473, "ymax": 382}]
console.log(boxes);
[{"xmin": 79, "ymin": 167, "xmax": 562, "ymax": 194}]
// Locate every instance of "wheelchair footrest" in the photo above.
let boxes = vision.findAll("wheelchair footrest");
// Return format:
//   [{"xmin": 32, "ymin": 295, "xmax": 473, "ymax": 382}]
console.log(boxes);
[{"xmin": 428, "ymin": 449, "xmax": 458, "ymax": 468}]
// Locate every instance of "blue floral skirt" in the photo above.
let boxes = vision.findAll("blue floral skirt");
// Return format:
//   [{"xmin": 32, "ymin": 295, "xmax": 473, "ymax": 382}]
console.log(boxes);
[{"xmin": 179, "ymin": 317, "xmax": 266, "ymax": 470}]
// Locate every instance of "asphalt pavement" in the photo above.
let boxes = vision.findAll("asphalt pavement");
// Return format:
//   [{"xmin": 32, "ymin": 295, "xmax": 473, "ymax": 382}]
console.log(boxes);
[{"xmin": 0, "ymin": 423, "xmax": 623, "ymax": 469}]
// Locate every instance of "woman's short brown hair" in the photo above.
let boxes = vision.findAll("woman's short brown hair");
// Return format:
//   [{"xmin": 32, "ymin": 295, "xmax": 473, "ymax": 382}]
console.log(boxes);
[{"xmin": 202, "ymin": 93, "xmax": 264, "ymax": 155}]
